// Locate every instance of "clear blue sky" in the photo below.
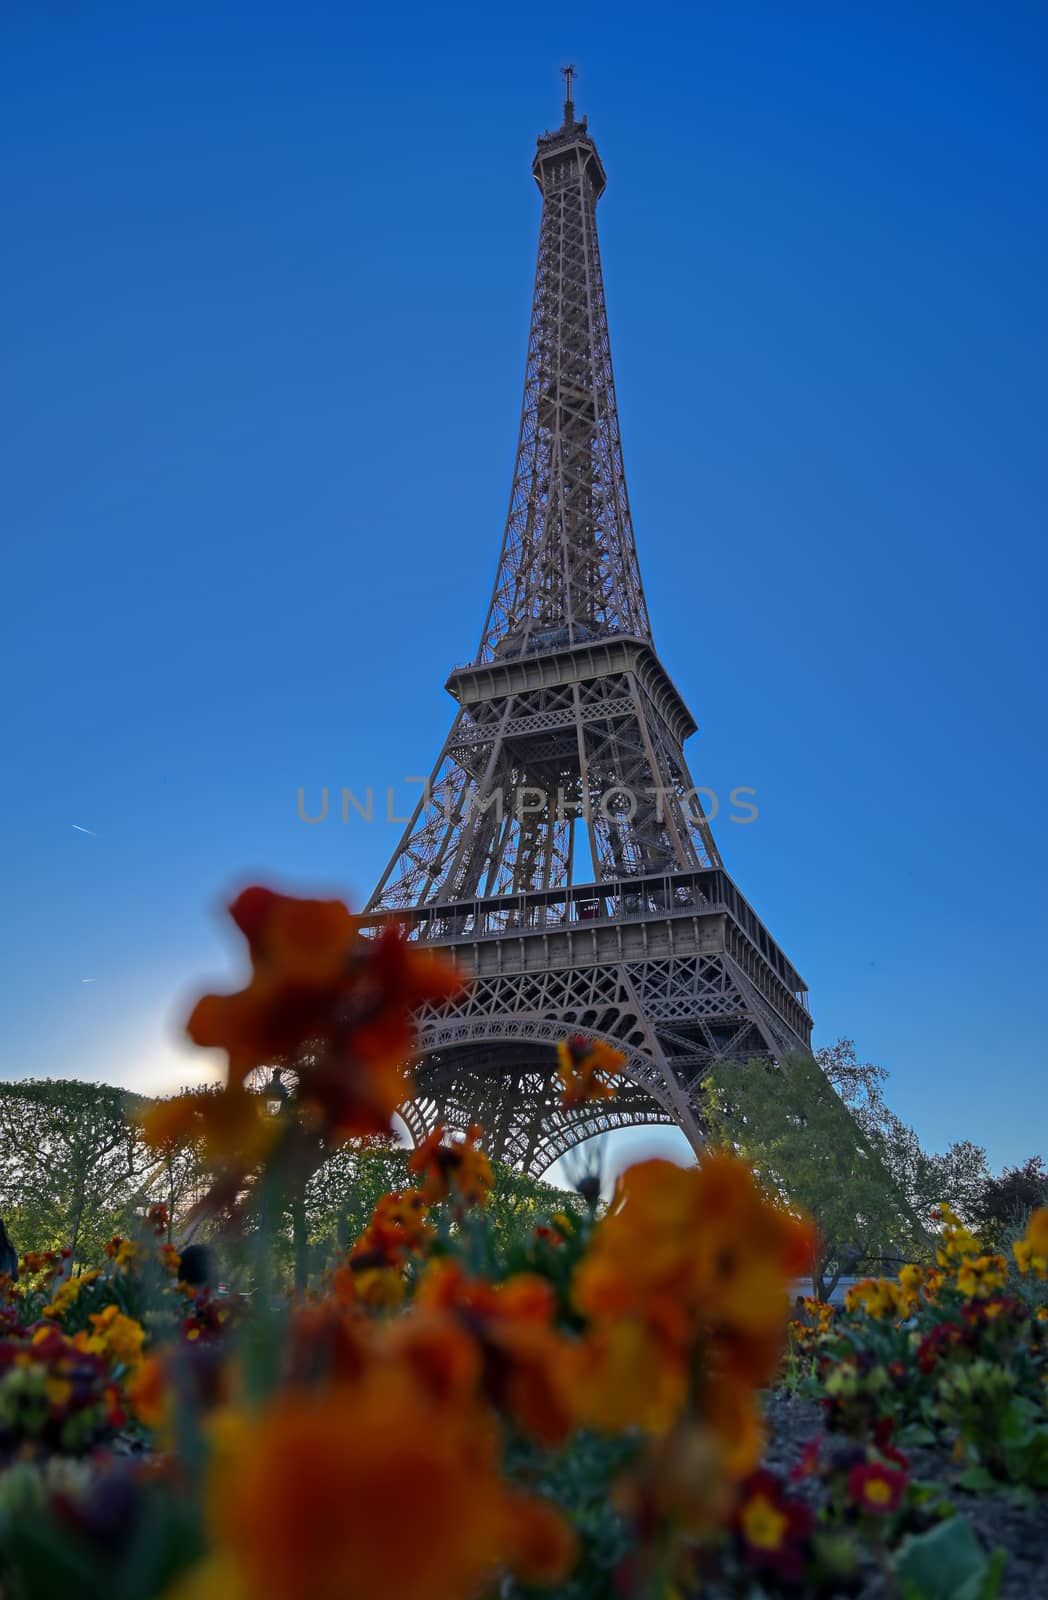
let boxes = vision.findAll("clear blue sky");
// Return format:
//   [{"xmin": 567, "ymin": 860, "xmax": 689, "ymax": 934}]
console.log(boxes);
[{"xmin": 2, "ymin": 2, "xmax": 1045, "ymax": 1180}]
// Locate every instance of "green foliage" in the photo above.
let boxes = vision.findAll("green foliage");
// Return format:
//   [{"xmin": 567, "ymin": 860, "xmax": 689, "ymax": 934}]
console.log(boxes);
[
  {"xmin": 0, "ymin": 1075, "xmax": 582, "ymax": 1287},
  {"xmin": 304, "ymin": 1140, "xmax": 411, "ymax": 1253},
  {"xmin": 504, "ymin": 1431, "xmax": 636, "ymax": 1600},
  {"xmin": 272, "ymin": 1139, "xmax": 582, "ymax": 1284},
  {"xmin": 893, "ymin": 1517, "xmax": 1005, "ymax": 1600},
  {"xmin": 702, "ymin": 1048, "xmax": 922, "ymax": 1296},
  {"xmin": 971, "ymin": 1157, "xmax": 1048, "ymax": 1250},
  {"xmin": 0, "ymin": 1080, "xmax": 211, "ymax": 1265},
  {"xmin": 0, "ymin": 1081, "xmax": 152, "ymax": 1264}
]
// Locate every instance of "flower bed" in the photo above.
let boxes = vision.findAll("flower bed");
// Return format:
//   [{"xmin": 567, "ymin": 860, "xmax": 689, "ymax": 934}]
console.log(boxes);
[{"xmin": 0, "ymin": 887, "xmax": 1043, "ymax": 1599}]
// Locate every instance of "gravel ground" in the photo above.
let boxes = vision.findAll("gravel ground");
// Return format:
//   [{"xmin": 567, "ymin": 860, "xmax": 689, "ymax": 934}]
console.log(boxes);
[{"xmin": 757, "ymin": 1393, "xmax": 1048, "ymax": 1598}]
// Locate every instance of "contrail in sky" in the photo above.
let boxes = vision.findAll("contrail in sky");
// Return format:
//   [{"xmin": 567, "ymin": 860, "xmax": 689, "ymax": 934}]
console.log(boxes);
[{"xmin": 72, "ymin": 824, "xmax": 97, "ymax": 835}]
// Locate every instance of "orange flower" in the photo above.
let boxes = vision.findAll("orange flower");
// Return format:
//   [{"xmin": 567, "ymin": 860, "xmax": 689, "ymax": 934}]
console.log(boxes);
[
  {"xmin": 415, "ymin": 1262, "xmax": 576, "ymax": 1447},
  {"xmin": 501, "ymin": 1493, "xmax": 578, "ymax": 1586},
  {"xmin": 75, "ymin": 1305, "xmax": 146, "ymax": 1368},
  {"xmin": 571, "ymin": 1153, "xmax": 814, "ymax": 1460},
  {"xmin": 286, "ymin": 1300, "xmax": 370, "ymax": 1389},
  {"xmin": 568, "ymin": 1313, "xmax": 688, "ymax": 1434},
  {"xmin": 186, "ymin": 888, "xmax": 465, "ymax": 1138},
  {"xmin": 408, "ymin": 1125, "xmax": 493, "ymax": 1207},
  {"xmin": 555, "ymin": 1035, "xmax": 624, "ymax": 1110},
  {"xmin": 704, "ymin": 1367, "xmax": 767, "ymax": 1479},
  {"xmin": 341, "ymin": 1188, "xmax": 434, "ymax": 1307},
  {"xmin": 384, "ymin": 1309, "xmax": 483, "ymax": 1404},
  {"xmin": 186, "ymin": 888, "xmax": 358, "ymax": 1077},
  {"xmin": 127, "ymin": 1354, "xmax": 171, "ymax": 1432},
  {"xmin": 351, "ymin": 1189, "xmax": 432, "ymax": 1266},
  {"xmin": 139, "ymin": 1086, "xmax": 279, "ymax": 1167},
  {"xmin": 202, "ymin": 1367, "xmax": 551, "ymax": 1600},
  {"xmin": 159, "ymin": 1243, "xmax": 182, "ymax": 1276}
]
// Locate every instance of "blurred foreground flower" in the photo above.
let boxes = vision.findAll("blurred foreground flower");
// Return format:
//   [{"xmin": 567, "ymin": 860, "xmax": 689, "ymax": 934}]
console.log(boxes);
[
  {"xmin": 170, "ymin": 1366, "xmax": 576, "ymax": 1600},
  {"xmin": 141, "ymin": 887, "xmax": 465, "ymax": 1211},
  {"xmin": 1013, "ymin": 1207, "xmax": 1048, "ymax": 1279},
  {"xmin": 571, "ymin": 1153, "xmax": 816, "ymax": 1472},
  {"xmin": 188, "ymin": 887, "xmax": 463, "ymax": 1106}
]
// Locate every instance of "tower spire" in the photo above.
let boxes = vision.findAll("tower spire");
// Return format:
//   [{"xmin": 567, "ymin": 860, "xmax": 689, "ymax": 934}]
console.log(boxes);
[
  {"xmin": 561, "ymin": 62, "xmax": 576, "ymax": 126},
  {"xmin": 478, "ymin": 88, "xmax": 646, "ymax": 664}
]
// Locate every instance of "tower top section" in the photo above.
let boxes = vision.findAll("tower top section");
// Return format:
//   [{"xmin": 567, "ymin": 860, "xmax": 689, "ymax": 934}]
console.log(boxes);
[
  {"xmin": 477, "ymin": 74, "xmax": 642, "ymax": 663},
  {"xmin": 533, "ymin": 66, "xmax": 607, "ymax": 198}
]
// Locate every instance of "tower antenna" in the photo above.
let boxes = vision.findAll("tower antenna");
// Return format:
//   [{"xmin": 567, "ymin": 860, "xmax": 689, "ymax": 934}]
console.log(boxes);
[{"xmin": 560, "ymin": 63, "xmax": 576, "ymax": 126}]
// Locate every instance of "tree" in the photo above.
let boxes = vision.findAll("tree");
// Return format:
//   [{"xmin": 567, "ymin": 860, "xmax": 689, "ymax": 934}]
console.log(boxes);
[
  {"xmin": 702, "ymin": 1051, "xmax": 924, "ymax": 1299},
  {"xmin": 0, "ymin": 1080, "xmax": 153, "ymax": 1263},
  {"xmin": 971, "ymin": 1156, "xmax": 1048, "ymax": 1248},
  {"xmin": 0, "ymin": 1079, "xmax": 217, "ymax": 1263},
  {"xmin": 816, "ymin": 1040, "xmax": 990, "ymax": 1226}
]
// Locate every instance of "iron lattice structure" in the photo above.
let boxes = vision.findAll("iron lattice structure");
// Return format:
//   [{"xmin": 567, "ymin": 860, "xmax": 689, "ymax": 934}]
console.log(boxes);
[{"xmin": 365, "ymin": 79, "xmax": 812, "ymax": 1175}]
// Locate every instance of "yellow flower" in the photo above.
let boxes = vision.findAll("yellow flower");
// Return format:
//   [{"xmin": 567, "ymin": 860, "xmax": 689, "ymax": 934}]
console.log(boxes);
[
  {"xmin": 44, "ymin": 1375, "xmax": 73, "ymax": 1407},
  {"xmin": 845, "ymin": 1279, "xmax": 902, "ymax": 1320},
  {"xmin": 1013, "ymin": 1209, "xmax": 1048, "ymax": 1279},
  {"xmin": 933, "ymin": 1202, "xmax": 980, "ymax": 1267},
  {"xmin": 955, "ymin": 1254, "xmax": 1007, "ymax": 1300},
  {"xmin": 40, "ymin": 1267, "xmax": 102, "ymax": 1321},
  {"xmin": 104, "ymin": 1236, "xmax": 141, "ymax": 1270},
  {"xmin": 569, "ymin": 1315, "xmax": 688, "ymax": 1435},
  {"xmin": 347, "ymin": 1265, "xmax": 406, "ymax": 1309},
  {"xmin": 1027, "ymin": 1208, "xmax": 1048, "ymax": 1255},
  {"xmin": 77, "ymin": 1305, "xmax": 146, "ymax": 1368}
]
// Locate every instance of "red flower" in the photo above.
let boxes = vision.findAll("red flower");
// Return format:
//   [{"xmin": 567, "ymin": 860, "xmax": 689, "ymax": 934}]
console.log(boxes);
[
  {"xmin": 847, "ymin": 1460, "xmax": 908, "ymax": 1514},
  {"xmin": 872, "ymin": 1417, "xmax": 910, "ymax": 1472},
  {"xmin": 789, "ymin": 1437, "xmax": 822, "ymax": 1482},
  {"xmin": 916, "ymin": 1320, "xmax": 963, "ymax": 1374},
  {"xmin": 735, "ymin": 1469, "xmax": 813, "ymax": 1584}
]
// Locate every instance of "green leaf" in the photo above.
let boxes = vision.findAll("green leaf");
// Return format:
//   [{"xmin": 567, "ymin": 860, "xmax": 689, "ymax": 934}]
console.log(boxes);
[
  {"xmin": 956, "ymin": 1466, "xmax": 1000, "ymax": 1494},
  {"xmin": 1002, "ymin": 1423, "xmax": 1048, "ymax": 1488},
  {"xmin": 2, "ymin": 1516, "xmax": 110, "ymax": 1600},
  {"xmin": 894, "ymin": 1517, "xmax": 1005, "ymax": 1600}
]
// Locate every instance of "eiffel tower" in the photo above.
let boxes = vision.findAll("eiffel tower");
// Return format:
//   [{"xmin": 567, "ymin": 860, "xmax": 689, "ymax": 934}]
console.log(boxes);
[{"xmin": 364, "ymin": 72, "xmax": 812, "ymax": 1175}]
